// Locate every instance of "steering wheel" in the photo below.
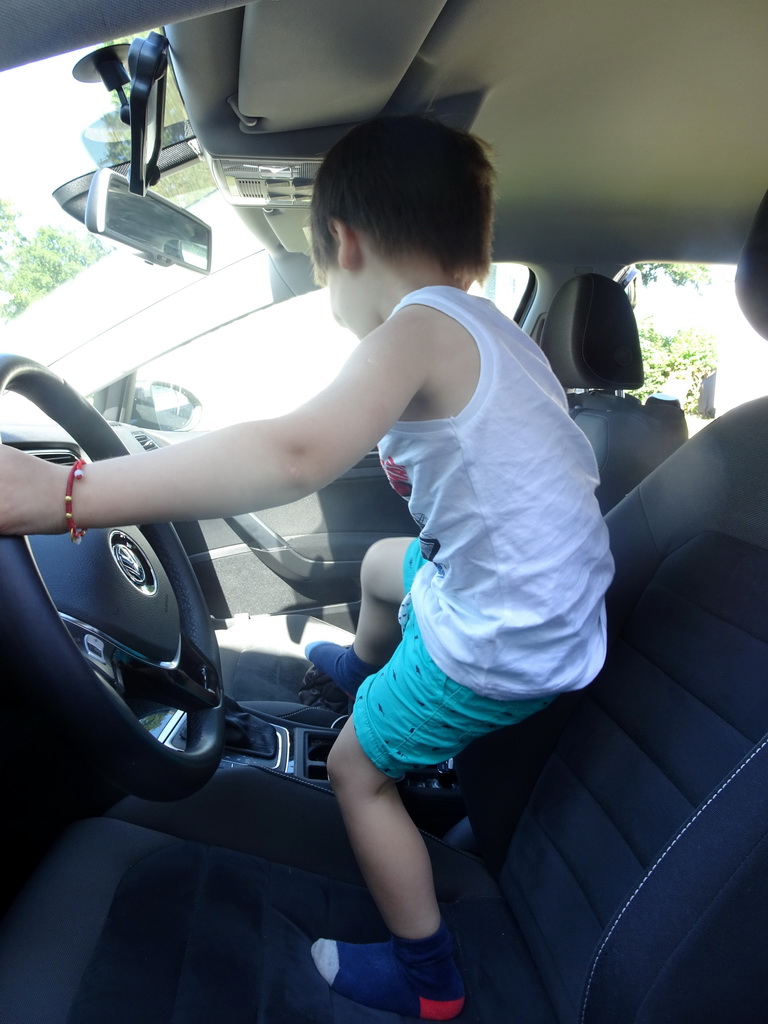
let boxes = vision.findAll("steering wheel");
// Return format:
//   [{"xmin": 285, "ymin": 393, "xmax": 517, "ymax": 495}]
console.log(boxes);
[{"xmin": 0, "ymin": 354, "xmax": 225, "ymax": 800}]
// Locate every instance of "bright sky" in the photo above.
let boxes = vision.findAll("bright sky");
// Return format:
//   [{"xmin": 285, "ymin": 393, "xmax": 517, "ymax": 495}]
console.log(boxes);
[
  {"xmin": 0, "ymin": 46, "xmax": 357, "ymax": 425},
  {"xmin": 0, "ymin": 48, "xmax": 115, "ymax": 231}
]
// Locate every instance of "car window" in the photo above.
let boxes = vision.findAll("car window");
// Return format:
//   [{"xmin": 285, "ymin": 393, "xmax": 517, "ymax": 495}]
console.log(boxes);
[
  {"xmin": 0, "ymin": 47, "xmax": 532, "ymax": 436},
  {"xmin": 132, "ymin": 265, "xmax": 533, "ymax": 432},
  {"xmin": 131, "ymin": 288, "xmax": 357, "ymax": 430},
  {"xmin": 0, "ymin": 43, "xmax": 289, "ymax": 425},
  {"xmin": 625, "ymin": 262, "xmax": 768, "ymax": 433},
  {"xmin": 471, "ymin": 262, "xmax": 532, "ymax": 321}
]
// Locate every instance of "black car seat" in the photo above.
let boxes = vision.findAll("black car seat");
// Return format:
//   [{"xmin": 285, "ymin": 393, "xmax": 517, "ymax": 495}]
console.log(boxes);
[
  {"xmin": 3, "ymin": 213, "xmax": 768, "ymax": 1022},
  {"xmin": 541, "ymin": 272, "xmax": 688, "ymax": 512}
]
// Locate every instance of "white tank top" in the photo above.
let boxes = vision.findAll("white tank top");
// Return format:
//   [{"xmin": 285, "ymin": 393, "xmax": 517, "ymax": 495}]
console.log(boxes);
[{"xmin": 378, "ymin": 286, "xmax": 614, "ymax": 699}]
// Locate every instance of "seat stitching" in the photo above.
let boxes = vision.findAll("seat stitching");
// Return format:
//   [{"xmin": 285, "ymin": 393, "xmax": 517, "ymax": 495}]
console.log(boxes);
[
  {"xmin": 256, "ymin": 764, "xmax": 336, "ymax": 796},
  {"xmin": 635, "ymin": 829, "xmax": 768, "ymax": 1021},
  {"xmin": 579, "ymin": 733, "xmax": 768, "ymax": 1022}
]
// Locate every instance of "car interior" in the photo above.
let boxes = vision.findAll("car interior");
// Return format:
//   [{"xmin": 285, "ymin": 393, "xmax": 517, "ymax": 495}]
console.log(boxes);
[
  {"xmin": 539, "ymin": 272, "xmax": 689, "ymax": 513},
  {"xmin": 2, "ymin": 1, "xmax": 768, "ymax": 1021}
]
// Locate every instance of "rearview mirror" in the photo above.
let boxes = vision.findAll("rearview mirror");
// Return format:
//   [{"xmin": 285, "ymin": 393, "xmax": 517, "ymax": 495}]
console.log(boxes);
[{"xmin": 85, "ymin": 169, "xmax": 212, "ymax": 274}]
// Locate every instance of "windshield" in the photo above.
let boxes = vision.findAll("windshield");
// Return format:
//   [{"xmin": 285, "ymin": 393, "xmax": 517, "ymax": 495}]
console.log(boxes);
[
  {"xmin": 0, "ymin": 39, "xmax": 359, "ymax": 429},
  {"xmin": 0, "ymin": 41, "xmax": 536, "ymax": 436}
]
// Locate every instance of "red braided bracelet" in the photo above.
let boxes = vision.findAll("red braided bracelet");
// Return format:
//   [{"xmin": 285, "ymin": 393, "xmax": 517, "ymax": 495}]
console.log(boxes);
[{"xmin": 64, "ymin": 458, "xmax": 87, "ymax": 543}]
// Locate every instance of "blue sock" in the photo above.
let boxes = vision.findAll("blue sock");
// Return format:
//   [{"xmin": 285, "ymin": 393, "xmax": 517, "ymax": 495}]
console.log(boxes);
[
  {"xmin": 304, "ymin": 642, "xmax": 381, "ymax": 696},
  {"xmin": 311, "ymin": 921, "xmax": 465, "ymax": 1019}
]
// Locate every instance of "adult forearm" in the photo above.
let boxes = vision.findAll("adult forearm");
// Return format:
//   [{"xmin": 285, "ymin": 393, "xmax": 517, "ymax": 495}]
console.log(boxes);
[
  {"xmin": 0, "ymin": 419, "xmax": 326, "ymax": 537},
  {"xmin": 73, "ymin": 420, "xmax": 320, "ymax": 529}
]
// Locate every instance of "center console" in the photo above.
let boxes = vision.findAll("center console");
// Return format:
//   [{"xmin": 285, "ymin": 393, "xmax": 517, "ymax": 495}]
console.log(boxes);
[{"xmin": 145, "ymin": 700, "xmax": 465, "ymax": 836}]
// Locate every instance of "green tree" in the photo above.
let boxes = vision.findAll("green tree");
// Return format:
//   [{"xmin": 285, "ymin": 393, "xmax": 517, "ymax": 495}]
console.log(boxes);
[
  {"xmin": 0, "ymin": 199, "xmax": 106, "ymax": 320},
  {"xmin": 627, "ymin": 263, "xmax": 719, "ymax": 417},
  {"xmin": 630, "ymin": 323, "xmax": 717, "ymax": 416},
  {"xmin": 636, "ymin": 262, "xmax": 711, "ymax": 292}
]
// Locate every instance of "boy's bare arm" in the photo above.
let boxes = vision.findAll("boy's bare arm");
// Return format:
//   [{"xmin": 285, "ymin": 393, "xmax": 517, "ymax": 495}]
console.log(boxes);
[{"xmin": 0, "ymin": 312, "xmax": 435, "ymax": 536}]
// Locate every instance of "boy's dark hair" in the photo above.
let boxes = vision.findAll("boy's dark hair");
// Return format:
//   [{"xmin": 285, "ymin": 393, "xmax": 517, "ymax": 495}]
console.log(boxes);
[{"xmin": 310, "ymin": 115, "xmax": 495, "ymax": 285}]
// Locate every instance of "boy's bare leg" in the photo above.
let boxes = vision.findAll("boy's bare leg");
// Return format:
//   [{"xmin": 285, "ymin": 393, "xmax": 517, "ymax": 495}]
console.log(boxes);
[
  {"xmin": 311, "ymin": 716, "xmax": 465, "ymax": 1019},
  {"xmin": 327, "ymin": 715, "xmax": 440, "ymax": 937},
  {"xmin": 305, "ymin": 536, "xmax": 413, "ymax": 692},
  {"xmin": 353, "ymin": 536, "xmax": 412, "ymax": 665}
]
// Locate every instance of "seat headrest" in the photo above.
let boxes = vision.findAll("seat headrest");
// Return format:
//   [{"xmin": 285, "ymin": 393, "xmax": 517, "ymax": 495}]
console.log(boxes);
[
  {"xmin": 735, "ymin": 188, "xmax": 768, "ymax": 341},
  {"xmin": 540, "ymin": 273, "xmax": 644, "ymax": 390}
]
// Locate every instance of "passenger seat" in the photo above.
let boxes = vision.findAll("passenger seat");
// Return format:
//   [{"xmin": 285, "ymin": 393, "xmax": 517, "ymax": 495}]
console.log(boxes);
[{"xmin": 540, "ymin": 272, "xmax": 688, "ymax": 512}]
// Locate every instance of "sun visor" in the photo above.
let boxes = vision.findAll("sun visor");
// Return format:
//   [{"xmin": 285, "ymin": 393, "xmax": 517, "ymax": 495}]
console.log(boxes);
[
  {"xmin": 171, "ymin": 0, "xmax": 449, "ymax": 247},
  {"xmin": 234, "ymin": 0, "xmax": 447, "ymax": 134}
]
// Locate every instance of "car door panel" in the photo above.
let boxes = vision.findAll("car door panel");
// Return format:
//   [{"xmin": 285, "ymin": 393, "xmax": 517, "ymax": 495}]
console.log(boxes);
[{"xmin": 174, "ymin": 451, "xmax": 416, "ymax": 624}]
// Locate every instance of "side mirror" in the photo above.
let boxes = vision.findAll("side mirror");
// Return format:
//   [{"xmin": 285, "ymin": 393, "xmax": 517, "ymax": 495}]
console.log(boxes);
[
  {"xmin": 85, "ymin": 169, "xmax": 212, "ymax": 274},
  {"xmin": 131, "ymin": 380, "xmax": 202, "ymax": 431}
]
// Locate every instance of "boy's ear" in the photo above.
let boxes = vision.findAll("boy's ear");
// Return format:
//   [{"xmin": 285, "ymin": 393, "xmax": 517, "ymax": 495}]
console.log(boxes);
[{"xmin": 330, "ymin": 219, "xmax": 364, "ymax": 271}]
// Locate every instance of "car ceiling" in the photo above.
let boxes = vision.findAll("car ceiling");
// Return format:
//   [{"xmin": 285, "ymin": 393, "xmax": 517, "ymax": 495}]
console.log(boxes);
[{"xmin": 3, "ymin": 0, "xmax": 768, "ymax": 268}]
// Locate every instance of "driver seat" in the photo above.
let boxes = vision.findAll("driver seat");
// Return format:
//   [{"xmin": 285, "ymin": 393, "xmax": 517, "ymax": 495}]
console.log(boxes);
[{"xmin": 3, "ymin": 209, "xmax": 768, "ymax": 1022}]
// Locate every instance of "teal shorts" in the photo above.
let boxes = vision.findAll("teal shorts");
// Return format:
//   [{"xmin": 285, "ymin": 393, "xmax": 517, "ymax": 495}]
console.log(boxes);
[{"xmin": 353, "ymin": 539, "xmax": 553, "ymax": 778}]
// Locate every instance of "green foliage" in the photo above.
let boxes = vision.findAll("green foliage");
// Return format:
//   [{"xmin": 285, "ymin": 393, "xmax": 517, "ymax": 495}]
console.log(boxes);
[
  {"xmin": 152, "ymin": 162, "xmax": 217, "ymax": 209},
  {"xmin": 0, "ymin": 199, "xmax": 106, "ymax": 320},
  {"xmin": 636, "ymin": 262, "xmax": 712, "ymax": 292},
  {"xmin": 0, "ymin": 34, "xmax": 209, "ymax": 323},
  {"xmin": 630, "ymin": 322, "xmax": 717, "ymax": 416}
]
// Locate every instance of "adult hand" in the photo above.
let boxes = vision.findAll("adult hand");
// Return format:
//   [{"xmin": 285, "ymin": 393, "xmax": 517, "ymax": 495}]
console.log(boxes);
[{"xmin": 0, "ymin": 443, "xmax": 68, "ymax": 535}]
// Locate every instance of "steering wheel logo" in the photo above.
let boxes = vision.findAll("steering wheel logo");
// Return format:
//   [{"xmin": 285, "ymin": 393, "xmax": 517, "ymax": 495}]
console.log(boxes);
[{"xmin": 109, "ymin": 531, "xmax": 158, "ymax": 596}]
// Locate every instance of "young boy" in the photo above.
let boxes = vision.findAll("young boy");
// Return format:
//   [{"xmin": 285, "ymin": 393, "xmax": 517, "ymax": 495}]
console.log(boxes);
[{"xmin": 0, "ymin": 116, "xmax": 613, "ymax": 1020}]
